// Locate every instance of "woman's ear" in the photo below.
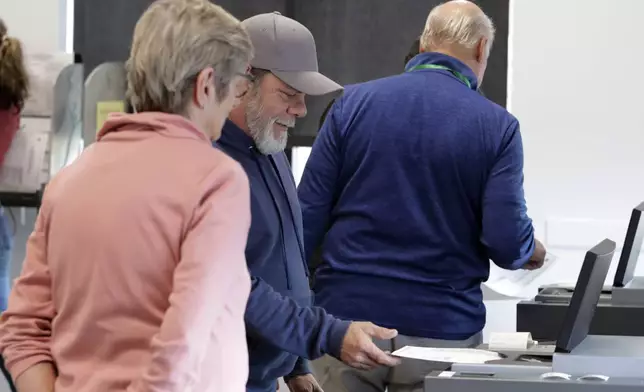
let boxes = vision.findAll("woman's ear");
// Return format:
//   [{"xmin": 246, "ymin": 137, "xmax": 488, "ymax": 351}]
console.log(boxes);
[{"xmin": 193, "ymin": 67, "xmax": 215, "ymax": 109}]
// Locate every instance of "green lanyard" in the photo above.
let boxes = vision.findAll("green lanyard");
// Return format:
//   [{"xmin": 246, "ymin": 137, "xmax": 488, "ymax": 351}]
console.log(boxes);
[{"xmin": 407, "ymin": 64, "xmax": 472, "ymax": 89}]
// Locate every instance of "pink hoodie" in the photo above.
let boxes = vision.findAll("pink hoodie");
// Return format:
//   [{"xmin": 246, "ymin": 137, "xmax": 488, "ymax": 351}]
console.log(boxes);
[{"xmin": 0, "ymin": 112, "xmax": 252, "ymax": 392}]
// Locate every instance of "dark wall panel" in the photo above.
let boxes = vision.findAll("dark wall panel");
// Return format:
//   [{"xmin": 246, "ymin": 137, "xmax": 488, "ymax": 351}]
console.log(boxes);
[
  {"xmin": 75, "ymin": 0, "xmax": 153, "ymax": 78},
  {"xmin": 478, "ymin": 0, "xmax": 509, "ymax": 110},
  {"xmin": 290, "ymin": 0, "xmax": 433, "ymax": 145},
  {"xmin": 75, "ymin": 0, "xmax": 286, "ymax": 78},
  {"xmin": 214, "ymin": 0, "xmax": 287, "ymax": 20},
  {"xmin": 74, "ymin": 0, "xmax": 508, "ymax": 146},
  {"xmin": 291, "ymin": 0, "xmax": 509, "ymax": 144}
]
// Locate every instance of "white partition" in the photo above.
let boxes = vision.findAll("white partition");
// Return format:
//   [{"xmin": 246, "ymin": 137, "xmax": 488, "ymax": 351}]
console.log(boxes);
[{"xmin": 50, "ymin": 62, "xmax": 84, "ymax": 177}]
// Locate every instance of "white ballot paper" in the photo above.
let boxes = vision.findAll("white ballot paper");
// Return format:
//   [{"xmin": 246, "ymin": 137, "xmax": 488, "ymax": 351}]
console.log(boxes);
[
  {"xmin": 392, "ymin": 346, "xmax": 503, "ymax": 364},
  {"xmin": 484, "ymin": 252, "xmax": 558, "ymax": 299},
  {"xmin": 488, "ymin": 332, "xmax": 533, "ymax": 350}
]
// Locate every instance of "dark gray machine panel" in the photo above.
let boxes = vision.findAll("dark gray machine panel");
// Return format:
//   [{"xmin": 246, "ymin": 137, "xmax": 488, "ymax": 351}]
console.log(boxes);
[
  {"xmin": 518, "ymin": 203, "xmax": 644, "ymax": 341},
  {"xmin": 554, "ymin": 239, "xmax": 616, "ymax": 353},
  {"xmin": 425, "ymin": 371, "xmax": 644, "ymax": 392},
  {"xmin": 614, "ymin": 201, "xmax": 644, "ymax": 287},
  {"xmin": 517, "ymin": 301, "xmax": 644, "ymax": 341}
]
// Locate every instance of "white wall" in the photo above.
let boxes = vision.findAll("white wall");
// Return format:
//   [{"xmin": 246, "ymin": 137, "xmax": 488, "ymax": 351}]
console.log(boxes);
[
  {"xmin": 484, "ymin": 0, "xmax": 644, "ymax": 337},
  {"xmin": 0, "ymin": 0, "xmax": 67, "ymax": 52}
]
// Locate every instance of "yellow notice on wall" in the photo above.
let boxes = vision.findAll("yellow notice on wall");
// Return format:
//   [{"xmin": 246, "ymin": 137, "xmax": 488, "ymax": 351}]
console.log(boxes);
[{"xmin": 96, "ymin": 101, "xmax": 125, "ymax": 133}]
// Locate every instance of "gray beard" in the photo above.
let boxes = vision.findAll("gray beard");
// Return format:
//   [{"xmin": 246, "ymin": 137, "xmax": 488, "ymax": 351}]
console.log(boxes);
[{"xmin": 245, "ymin": 92, "xmax": 289, "ymax": 155}]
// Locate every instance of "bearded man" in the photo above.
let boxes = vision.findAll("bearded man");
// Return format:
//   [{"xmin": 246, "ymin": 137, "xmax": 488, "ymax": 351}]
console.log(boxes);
[{"xmin": 215, "ymin": 12, "xmax": 400, "ymax": 392}]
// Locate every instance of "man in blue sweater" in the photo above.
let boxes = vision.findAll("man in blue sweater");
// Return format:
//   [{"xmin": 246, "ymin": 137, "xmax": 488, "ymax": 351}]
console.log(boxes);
[
  {"xmin": 298, "ymin": 1, "xmax": 546, "ymax": 391},
  {"xmin": 215, "ymin": 12, "xmax": 400, "ymax": 392}
]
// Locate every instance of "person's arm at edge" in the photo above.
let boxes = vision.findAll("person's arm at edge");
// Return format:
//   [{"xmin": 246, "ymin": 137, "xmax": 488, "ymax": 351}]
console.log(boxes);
[
  {"xmin": 298, "ymin": 98, "xmax": 342, "ymax": 265},
  {"xmin": 127, "ymin": 160, "xmax": 252, "ymax": 391},
  {"xmin": 0, "ymin": 198, "xmax": 56, "ymax": 391},
  {"xmin": 481, "ymin": 119, "xmax": 540, "ymax": 270}
]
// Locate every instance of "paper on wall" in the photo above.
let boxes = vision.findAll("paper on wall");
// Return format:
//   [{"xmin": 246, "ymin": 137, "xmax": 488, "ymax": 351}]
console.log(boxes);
[
  {"xmin": 392, "ymin": 346, "xmax": 503, "ymax": 364},
  {"xmin": 0, "ymin": 127, "xmax": 50, "ymax": 193},
  {"xmin": 484, "ymin": 252, "xmax": 558, "ymax": 299},
  {"xmin": 96, "ymin": 101, "xmax": 125, "ymax": 133}
]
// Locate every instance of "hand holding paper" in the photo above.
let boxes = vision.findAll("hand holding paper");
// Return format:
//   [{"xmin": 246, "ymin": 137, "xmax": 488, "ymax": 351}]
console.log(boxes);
[
  {"xmin": 522, "ymin": 238, "xmax": 547, "ymax": 270},
  {"xmin": 485, "ymin": 252, "xmax": 558, "ymax": 299}
]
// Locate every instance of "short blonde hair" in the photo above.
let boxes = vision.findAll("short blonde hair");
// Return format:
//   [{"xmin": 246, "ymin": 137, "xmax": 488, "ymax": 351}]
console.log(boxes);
[
  {"xmin": 420, "ymin": 1, "xmax": 495, "ymax": 56},
  {"xmin": 126, "ymin": 0, "xmax": 253, "ymax": 113}
]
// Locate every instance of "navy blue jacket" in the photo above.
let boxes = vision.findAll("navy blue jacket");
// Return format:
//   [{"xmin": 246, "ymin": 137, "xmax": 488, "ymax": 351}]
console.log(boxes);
[
  {"xmin": 216, "ymin": 120, "xmax": 349, "ymax": 392},
  {"xmin": 298, "ymin": 52, "xmax": 535, "ymax": 341}
]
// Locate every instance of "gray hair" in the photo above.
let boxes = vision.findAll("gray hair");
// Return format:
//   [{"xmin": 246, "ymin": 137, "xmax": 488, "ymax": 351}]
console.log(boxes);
[
  {"xmin": 420, "ymin": 1, "xmax": 495, "ymax": 56},
  {"xmin": 126, "ymin": 0, "xmax": 253, "ymax": 114}
]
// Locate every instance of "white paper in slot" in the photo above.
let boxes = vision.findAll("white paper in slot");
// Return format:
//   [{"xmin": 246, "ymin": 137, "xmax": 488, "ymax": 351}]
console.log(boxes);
[
  {"xmin": 484, "ymin": 252, "xmax": 558, "ymax": 299},
  {"xmin": 488, "ymin": 332, "xmax": 533, "ymax": 350},
  {"xmin": 392, "ymin": 346, "xmax": 503, "ymax": 364}
]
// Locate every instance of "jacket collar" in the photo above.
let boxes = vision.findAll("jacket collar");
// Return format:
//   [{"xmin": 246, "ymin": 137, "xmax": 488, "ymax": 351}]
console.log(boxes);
[
  {"xmin": 405, "ymin": 52, "xmax": 479, "ymax": 91},
  {"xmin": 216, "ymin": 119, "xmax": 256, "ymax": 152}
]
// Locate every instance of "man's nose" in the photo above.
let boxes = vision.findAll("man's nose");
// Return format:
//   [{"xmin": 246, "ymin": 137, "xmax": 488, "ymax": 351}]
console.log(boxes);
[{"xmin": 287, "ymin": 97, "xmax": 307, "ymax": 118}]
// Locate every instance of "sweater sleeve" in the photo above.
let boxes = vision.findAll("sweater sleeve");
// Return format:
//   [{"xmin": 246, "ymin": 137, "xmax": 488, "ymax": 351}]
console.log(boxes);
[
  {"xmin": 284, "ymin": 357, "xmax": 312, "ymax": 381},
  {"xmin": 246, "ymin": 276, "xmax": 350, "ymax": 360},
  {"xmin": 481, "ymin": 120, "xmax": 536, "ymax": 270},
  {"xmin": 298, "ymin": 100, "xmax": 342, "ymax": 265},
  {"xmin": 0, "ymin": 204, "xmax": 55, "ymax": 381}
]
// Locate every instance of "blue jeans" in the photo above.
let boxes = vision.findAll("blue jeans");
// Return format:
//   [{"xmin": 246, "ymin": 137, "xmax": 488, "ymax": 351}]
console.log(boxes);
[
  {"xmin": 0, "ymin": 207, "xmax": 15, "ymax": 391},
  {"xmin": 0, "ymin": 208, "xmax": 12, "ymax": 312}
]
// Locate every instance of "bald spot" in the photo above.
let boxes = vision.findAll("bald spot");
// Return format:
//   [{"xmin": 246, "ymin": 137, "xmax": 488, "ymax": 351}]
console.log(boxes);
[{"xmin": 433, "ymin": 0, "xmax": 485, "ymax": 20}]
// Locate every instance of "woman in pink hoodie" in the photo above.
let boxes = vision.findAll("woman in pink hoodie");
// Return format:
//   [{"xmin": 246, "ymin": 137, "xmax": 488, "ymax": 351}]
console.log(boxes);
[{"xmin": 0, "ymin": 1, "xmax": 255, "ymax": 391}]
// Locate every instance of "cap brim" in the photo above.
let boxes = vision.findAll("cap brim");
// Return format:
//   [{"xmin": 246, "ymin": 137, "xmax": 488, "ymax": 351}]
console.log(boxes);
[{"xmin": 272, "ymin": 70, "xmax": 343, "ymax": 96}]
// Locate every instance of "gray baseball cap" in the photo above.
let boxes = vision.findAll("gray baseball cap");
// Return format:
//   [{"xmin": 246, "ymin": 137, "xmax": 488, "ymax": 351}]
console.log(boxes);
[{"xmin": 241, "ymin": 12, "xmax": 342, "ymax": 96}]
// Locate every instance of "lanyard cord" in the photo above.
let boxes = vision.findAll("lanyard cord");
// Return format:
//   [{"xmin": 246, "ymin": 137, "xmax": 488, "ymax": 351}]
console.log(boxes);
[{"xmin": 407, "ymin": 64, "xmax": 472, "ymax": 89}]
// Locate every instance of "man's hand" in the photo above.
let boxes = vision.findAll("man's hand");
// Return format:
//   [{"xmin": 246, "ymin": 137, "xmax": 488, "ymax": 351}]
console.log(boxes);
[
  {"xmin": 286, "ymin": 373, "xmax": 324, "ymax": 392},
  {"xmin": 522, "ymin": 238, "xmax": 546, "ymax": 270},
  {"xmin": 340, "ymin": 321, "xmax": 401, "ymax": 370}
]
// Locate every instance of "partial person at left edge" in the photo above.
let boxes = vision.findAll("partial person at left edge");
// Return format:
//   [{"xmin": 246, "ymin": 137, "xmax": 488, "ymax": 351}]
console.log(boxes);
[
  {"xmin": 0, "ymin": 17, "xmax": 29, "ymax": 392},
  {"xmin": 0, "ymin": 1, "xmax": 255, "ymax": 391}
]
